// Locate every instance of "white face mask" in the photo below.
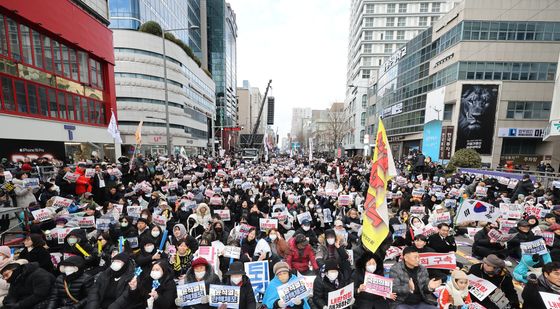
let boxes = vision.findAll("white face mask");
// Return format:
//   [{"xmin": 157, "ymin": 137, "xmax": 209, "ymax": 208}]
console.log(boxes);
[
  {"xmin": 110, "ymin": 261, "xmax": 124, "ymax": 272},
  {"xmin": 230, "ymin": 275, "xmax": 243, "ymax": 285},
  {"xmin": 327, "ymin": 238, "xmax": 335, "ymax": 245},
  {"xmin": 150, "ymin": 270, "xmax": 163, "ymax": 280},
  {"xmin": 195, "ymin": 271, "xmax": 206, "ymax": 279},
  {"xmin": 151, "ymin": 231, "xmax": 160, "ymax": 238},
  {"xmin": 302, "ymin": 225, "xmax": 310, "ymax": 231},
  {"xmin": 413, "ymin": 222, "xmax": 422, "ymax": 229},
  {"xmin": 121, "ymin": 222, "xmax": 128, "ymax": 228},
  {"xmin": 144, "ymin": 245, "xmax": 155, "ymax": 253},
  {"xmin": 327, "ymin": 271, "xmax": 338, "ymax": 281},
  {"xmin": 64, "ymin": 266, "xmax": 79, "ymax": 276},
  {"xmin": 366, "ymin": 264, "xmax": 377, "ymax": 273},
  {"xmin": 67, "ymin": 237, "xmax": 78, "ymax": 245},
  {"xmin": 141, "ymin": 214, "xmax": 148, "ymax": 219},
  {"xmin": 269, "ymin": 234, "xmax": 277, "ymax": 241}
]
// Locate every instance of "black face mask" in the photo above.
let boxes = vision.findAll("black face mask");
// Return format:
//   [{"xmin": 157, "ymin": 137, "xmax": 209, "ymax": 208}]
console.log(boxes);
[{"xmin": 215, "ymin": 228, "xmax": 223, "ymax": 233}]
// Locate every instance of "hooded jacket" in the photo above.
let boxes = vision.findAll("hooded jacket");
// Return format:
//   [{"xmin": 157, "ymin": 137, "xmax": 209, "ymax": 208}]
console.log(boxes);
[
  {"xmin": 312, "ymin": 270, "xmax": 348, "ymax": 308},
  {"xmin": 195, "ymin": 203, "xmax": 212, "ymax": 229},
  {"xmin": 47, "ymin": 270, "xmax": 94, "ymax": 309},
  {"xmin": 61, "ymin": 229, "xmax": 98, "ymax": 269},
  {"xmin": 286, "ymin": 238, "xmax": 319, "ymax": 273},
  {"xmin": 184, "ymin": 262, "xmax": 221, "ymax": 309},
  {"xmin": 521, "ymin": 273, "xmax": 560, "ymax": 309},
  {"xmin": 262, "ymin": 274, "xmax": 311, "ymax": 309},
  {"xmin": 85, "ymin": 260, "xmax": 136, "ymax": 309},
  {"xmin": 513, "ymin": 253, "xmax": 552, "ymax": 283},
  {"xmin": 224, "ymin": 275, "xmax": 257, "ymax": 309},
  {"xmin": 3, "ymin": 262, "xmax": 56, "ymax": 309}
]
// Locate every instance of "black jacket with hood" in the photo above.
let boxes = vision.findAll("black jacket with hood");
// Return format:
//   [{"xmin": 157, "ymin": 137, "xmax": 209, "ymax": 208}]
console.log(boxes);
[
  {"xmin": 3, "ymin": 262, "xmax": 56, "ymax": 309},
  {"xmin": 182, "ymin": 262, "xmax": 221, "ymax": 309}
]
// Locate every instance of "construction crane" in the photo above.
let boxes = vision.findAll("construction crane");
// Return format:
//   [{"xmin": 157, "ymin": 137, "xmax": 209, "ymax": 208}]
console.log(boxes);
[{"xmin": 248, "ymin": 79, "xmax": 272, "ymax": 147}]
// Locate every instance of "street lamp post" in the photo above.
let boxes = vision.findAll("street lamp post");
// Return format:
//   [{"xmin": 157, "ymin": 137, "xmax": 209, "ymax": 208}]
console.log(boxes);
[{"xmin": 161, "ymin": 25, "xmax": 200, "ymax": 156}]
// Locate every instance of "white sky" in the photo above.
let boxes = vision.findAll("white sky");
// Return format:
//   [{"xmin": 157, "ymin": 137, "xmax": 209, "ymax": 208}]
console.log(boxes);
[{"xmin": 227, "ymin": 0, "xmax": 349, "ymax": 140}]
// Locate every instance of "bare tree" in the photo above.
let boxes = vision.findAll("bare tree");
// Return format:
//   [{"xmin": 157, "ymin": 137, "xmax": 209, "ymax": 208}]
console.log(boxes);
[{"xmin": 324, "ymin": 107, "xmax": 351, "ymax": 150}]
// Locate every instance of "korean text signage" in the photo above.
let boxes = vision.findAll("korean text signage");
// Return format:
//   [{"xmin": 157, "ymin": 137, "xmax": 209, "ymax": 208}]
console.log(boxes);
[
  {"xmin": 455, "ymin": 84, "xmax": 499, "ymax": 154},
  {"xmin": 382, "ymin": 46, "xmax": 407, "ymax": 73},
  {"xmin": 439, "ymin": 126, "xmax": 454, "ymax": 160},
  {"xmin": 498, "ymin": 127, "xmax": 544, "ymax": 138}
]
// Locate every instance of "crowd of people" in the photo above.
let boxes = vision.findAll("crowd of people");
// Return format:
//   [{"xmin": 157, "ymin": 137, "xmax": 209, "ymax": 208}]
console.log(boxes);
[{"xmin": 0, "ymin": 152, "xmax": 558, "ymax": 309}]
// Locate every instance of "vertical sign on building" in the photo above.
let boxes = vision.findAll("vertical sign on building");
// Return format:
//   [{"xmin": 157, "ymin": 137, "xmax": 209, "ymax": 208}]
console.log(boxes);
[
  {"xmin": 267, "ymin": 97, "xmax": 275, "ymax": 125},
  {"xmin": 439, "ymin": 126, "xmax": 454, "ymax": 160}
]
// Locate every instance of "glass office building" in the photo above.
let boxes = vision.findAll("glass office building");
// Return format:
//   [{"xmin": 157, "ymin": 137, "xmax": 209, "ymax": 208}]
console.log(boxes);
[
  {"xmin": 109, "ymin": 0, "xmax": 202, "ymax": 58},
  {"xmin": 373, "ymin": 0, "xmax": 560, "ymax": 168}
]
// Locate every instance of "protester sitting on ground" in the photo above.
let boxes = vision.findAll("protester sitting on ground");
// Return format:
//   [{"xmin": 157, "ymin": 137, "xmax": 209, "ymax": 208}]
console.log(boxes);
[
  {"xmin": 521, "ymin": 261, "xmax": 560, "ymax": 309},
  {"xmin": 438, "ymin": 269, "xmax": 472, "ymax": 309},
  {"xmin": 262, "ymin": 261, "xmax": 311, "ymax": 309},
  {"xmin": 473, "ymin": 222, "xmax": 509, "ymax": 259}
]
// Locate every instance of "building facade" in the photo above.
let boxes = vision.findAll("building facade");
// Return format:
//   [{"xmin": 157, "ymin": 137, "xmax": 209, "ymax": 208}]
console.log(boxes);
[
  {"xmin": 109, "ymin": 0, "xmax": 203, "ymax": 60},
  {"xmin": 346, "ymin": 0, "xmax": 457, "ymax": 154},
  {"xmin": 237, "ymin": 80, "xmax": 267, "ymax": 135},
  {"xmin": 113, "ymin": 30, "xmax": 215, "ymax": 156},
  {"xmin": 207, "ymin": 0, "xmax": 237, "ymax": 152},
  {"xmin": 373, "ymin": 0, "xmax": 560, "ymax": 168},
  {"xmin": 290, "ymin": 108, "xmax": 312, "ymax": 152},
  {"xmin": 0, "ymin": 0, "xmax": 118, "ymax": 163}
]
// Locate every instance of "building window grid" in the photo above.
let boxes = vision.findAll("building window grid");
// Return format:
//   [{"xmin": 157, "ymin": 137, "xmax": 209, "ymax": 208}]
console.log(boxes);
[
  {"xmin": 458, "ymin": 61, "xmax": 557, "ymax": 81},
  {"xmin": 506, "ymin": 101, "xmax": 551, "ymax": 119},
  {"xmin": 463, "ymin": 21, "xmax": 560, "ymax": 42},
  {"xmin": 420, "ymin": 3, "xmax": 429, "ymax": 13}
]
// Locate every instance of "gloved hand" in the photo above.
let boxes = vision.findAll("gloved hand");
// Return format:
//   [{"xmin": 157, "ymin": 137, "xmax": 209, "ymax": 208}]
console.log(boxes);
[
  {"xmin": 200, "ymin": 295, "xmax": 209, "ymax": 304},
  {"xmin": 323, "ymin": 306, "xmax": 328, "ymax": 309},
  {"xmin": 349, "ymin": 298, "xmax": 355, "ymax": 306},
  {"xmin": 175, "ymin": 297, "xmax": 183, "ymax": 307},
  {"xmin": 293, "ymin": 298, "xmax": 302, "ymax": 305},
  {"xmin": 278, "ymin": 299, "xmax": 286, "ymax": 308}
]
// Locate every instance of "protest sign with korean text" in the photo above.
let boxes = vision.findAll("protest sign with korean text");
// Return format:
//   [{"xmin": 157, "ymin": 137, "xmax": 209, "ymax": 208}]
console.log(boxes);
[
  {"xmin": 84, "ymin": 169, "xmax": 95, "ymax": 178},
  {"xmin": 434, "ymin": 212, "xmax": 451, "ymax": 225},
  {"xmin": 410, "ymin": 206, "xmax": 425, "ymax": 215},
  {"xmin": 364, "ymin": 273, "xmax": 393, "ymax": 298},
  {"xmin": 520, "ymin": 238, "xmax": 548, "ymax": 255},
  {"xmin": 467, "ymin": 227, "xmax": 482, "ymax": 240},
  {"xmin": 223, "ymin": 246, "xmax": 241, "ymax": 259},
  {"xmin": 245, "ymin": 261, "xmax": 270, "ymax": 302},
  {"xmin": 499, "ymin": 203, "xmax": 523, "ymax": 220},
  {"xmin": 52, "ymin": 197, "xmax": 73, "ymax": 208},
  {"xmin": 539, "ymin": 291, "xmax": 560, "ymax": 309},
  {"xmin": 214, "ymin": 209, "xmax": 231, "ymax": 221},
  {"xmin": 419, "ymin": 252, "xmax": 456, "ymax": 270},
  {"xmin": 297, "ymin": 212, "xmax": 312, "ymax": 224},
  {"xmin": 177, "ymin": 281, "xmax": 206, "ymax": 306},
  {"xmin": 63, "ymin": 172, "xmax": 79, "ymax": 182},
  {"xmin": 468, "ymin": 274, "xmax": 497, "ymax": 301},
  {"xmin": 327, "ymin": 283, "xmax": 354, "ymax": 309},
  {"xmin": 392, "ymin": 224, "xmax": 407, "ymax": 238},
  {"xmin": 23, "ymin": 178, "xmax": 40, "ymax": 189},
  {"xmin": 259, "ymin": 218, "xmax": 278, "ymax": 231},
  {"xmin": 338, "ymin": 195, "xmax": 352, "ymax": 206},
  {"xmin": 77, "ymin": 216, "xmax": 95, "ymax": 228},
  {"xmin": 277, "ymin": 277, "xmax": 310, "ymax": 304},
  {"xmin": 31, "ymin": 208, "xmax": 53, "ymax": 222},
  {"xmin": 543, "ymin": 232, "xmax": 555, "ymax": 247},
  {"xmin": 209, "ymin": 284, "xmax": 240, "ymax": 308}
]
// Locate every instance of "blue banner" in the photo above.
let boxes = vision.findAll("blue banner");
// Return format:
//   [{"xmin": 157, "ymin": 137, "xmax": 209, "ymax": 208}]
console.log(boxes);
[{"xmin": 423, "ymin": 120, "xmax": 442, "ymax": 162}]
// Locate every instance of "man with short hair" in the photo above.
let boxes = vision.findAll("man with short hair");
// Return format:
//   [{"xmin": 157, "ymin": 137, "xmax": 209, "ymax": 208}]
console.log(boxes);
[
  {"xmin": 468, "ymin": 254, "xmax": 519, "ymax": 309},
  {"xmin": 427, "ymin": 223, "xmax": 457, "ymax": 253},
  {"xmin": 390, "ymin": 246, "xmax": 441, "ymax": 309},
  {"xmin": 522, "ymin": 261, "xmax": 560, "ymax": 309}
]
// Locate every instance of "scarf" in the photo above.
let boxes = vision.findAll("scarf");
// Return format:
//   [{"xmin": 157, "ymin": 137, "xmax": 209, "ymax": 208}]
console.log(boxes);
[
  {"xmin": 444, "ymin": 279, "xmax": 469, "ymax": 305},
  {"xmin": 539, "ymin": 274, "xmax": 560, "ymax": 294}
]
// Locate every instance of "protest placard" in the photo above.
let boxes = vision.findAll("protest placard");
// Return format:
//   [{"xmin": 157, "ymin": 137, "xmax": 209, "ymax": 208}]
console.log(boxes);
[
  {"xmin": 507, "ymin": 179, "xmax": 519, "ymax": 190},
  {"xmin": 539, "ymin": 291, "xmax": 560, "ymax": 309},
  {"xmin": 77, "ymin": 216, "xmax": 95, "ymax": 228},
  {"xmin": 209, "ymin": 285, "xmax": 240, "ymax": 308},
  {"xmin": 418, "ymin": 252, "xmax": 456, "ymax": 270},
  {"xmin": 385, "ymin": 246, "xmax": 402, "ymax": 260},
  {"xmin": 57, "ymin": 227, "xmax": 77, "ymax": 244},
  {"xmin": 85, "ymin": 169, "xmax": 95, "ymax": 178},
  {"xmin": 277, "ymin": 277, "xmax": 310, "ymax": 304},
  {"xmin": 467, "ymin": 227, "xmax": 483, "ymax": 240},
  {"xmin": 241, "ymin": 182, "xmax": 252, "ymax": 191},
  {"xmin": 520, "ymin": 238, "xmax": 548, "ymax": 255},
  {"xmin": 434, "ymin": 212, "xmax": 451, "ymax": 225},
  {"xmin": 396, "ymin": 176, "xmax": 406, "ymax": 186},
  {"xmin": 475, "ymin": 186, "xmax": 488, "ymax": 198},
  {"xmin": 52, "ymin": 196, "xmax": 73, "ymax": 208},
  {"xmin": 127, "ymin": 206, "xmax": 141, "ymax": 218},
  {"xmin": 444, "ymin": 199, "xmax": 456, "ymax": 208},
  {"xmin": 327, "ymin": 283, "xmax": 354, "ymax": 309},
  {"xmin": 499, "ymin": 220, "xmax": 518, "ymax": 233},
  {"xmin": 487, "ymin": 229, "xmax": 518, "ymax": 243},
  {"xmin": 209, "ymin": 197, "xmax": 222, "ymax": 206},
  {"xmin": 499, "ymin": 203, "xmax": 523, "ymax": 220},
  {"xmin": 326, "ymin": 189, "xmax": 339, "ymax": 198},
  {"xmin": 302, "ymin": 276, "xmax": 315, "ymax": 295},
  {"xmin": 468, "ymin": 274, "xmax": 497, "ymax": 301},
  {"xmin": 525, "ymin": 206, "xmax": 543, "ymax": 218},
  {"xmin": 338, "ymin": 195, "xmax": 352, "ymax": 206},
  {"xmin": 63, "ymin": 172, "xmax": 79, "ymax": 182},
  {"xmin": 323, "ymin": 208, "xmax": 333, "ymax": 223},
  {"xmin": 410, "ymin": 206, "xmax": 425, "ymax": 215},
  {"xmin": 214, "ymin": 209, "xmax": 231, "ymax": 221},
  {"xmin": 543, "ymin": 232, "xmax": 555, "ymax": 247},
  {"xmin": 3, "ymin": 171, "xmax": 12, "ymax": 181},
  {"xmin": 96, "ymin": 218, "xmax": 112, "ymax": 231},
  {"xmin": 364, "ymin": 273, "xmax": 393, "ymax": 298},
  {"xmin": 223, "ymin": 246, "xmax": 241, "ymax": 259},
  {"xmin": 23, "ymin": 178, "xmax": 40, "ymax": 189},
  {"xmin": 412, "ymin": 189, "xmax": 425, "ymax": 199},
  {"xmin": 449, "ymin": 188, "xmax": 460, "ymax": 198},
  {"xmin": 498, "ymin": 177, "xmax": 510, "ymax": 186},
  {"xmin": 237, "ymin": 224, "xmax": 254, "ymax": 240},
  {"xmin": 392, "ymin": 224, "xmax": 407, "ymax": 238},
  {"xmin": 297, "ymin": 212, "xmax": 312, "ymax": 224},
  {"xmin": 259, "ymin": 218, "xmax": 278, "ymax": 231},
  {"xmin": 152, "ymin": 214, "xmax": 167, "ymax": 227},
  {"xmin": 421, "ymin": 226, "xmax": 438, "ymax": 237},
  {"xmin": 245, "ymin": 261, "xmax": 270, "ymax": 302},
  {"xmin": 31, "ymin": 208, "xmax": 52, "ymax": 222},
  {"xmin": 177, "ymin": 281, "xmax": 206, "ymax": 306},
  {"xmin": 204, "ymin": 189, "xmax": 215, "ymax": 198},
  {"xmin": 233, "ymin": 179, "xmax": 243, "ymax": 185}
]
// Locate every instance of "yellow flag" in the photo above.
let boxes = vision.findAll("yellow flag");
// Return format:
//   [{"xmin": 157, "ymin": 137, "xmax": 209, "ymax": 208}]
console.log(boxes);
[
  {"xmin": 361, "ymin": 118, "xmax": 397, "ymax": 253},
  {"xmin": 135, "ymin": 120, "xmax": 143, "ymax": 145}
]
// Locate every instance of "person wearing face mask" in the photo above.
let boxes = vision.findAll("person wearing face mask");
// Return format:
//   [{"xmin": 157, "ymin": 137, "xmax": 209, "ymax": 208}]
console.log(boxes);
[
  {"xmin": 316, "ymin": 229, "xmax": 351, "ymax": 281},
  {"xmin": 522, "ymin": 261, "xmax": 560, "ymax": 309},
  {"xmin": 1, "ymin": 260, "xmax": 55, "ymax": 309},
  {"xmin": 437, "ymin": 270, "xmax": 471, "ymax": 309},
  {"xmin": 183, "ymin": 257, "xmax": 220, "ymax": 309},
  {"xmin": 61, "ymin": 229, "xmax": 98, "ymax": 270},
  {"xmin": 220, "ymin": 262, "xmax": 256, "ymax": 309},
  {"xmin": 18, "ymin": 234, "xmax": 54, "ymax": 273},
  {"xmin": 354, "ymin": 251, "xmax": 395, "ymax": 309},
  {"xmin": 507, "ymin": 220, "xmax": 538, "ymax": 259},
  {"xmin": 110, "ymin": 216, "xmax": 138, "ymax": 252},
  {"xmin": 294, "ymin": 219, "xmax": 319, "ymax": 247},
  {"xmin": 312, "ymin": 259, "xmax": 352, "ymax": 309},
  {"xmin": 267, "ymin": 228, "xmax": 291, "ymax": 262},
  {"xmin": 127, "ymin": 261, "xmax": 177, "ymax": 309},
  {"xmin": 135, "ymin": 239, "xmax": 166, "ymax": 273},
  {"xmin": 0, "ymin": 246, "xmax": 13, "ymax": 304},
  {"xmin": 263, "ymin": 261, "xmax": 311, "ymax": 309},
  {"xmin": 467, "ymin": 254, "xmax": 519, "ymax": 309},
  {"xmin": 47, "ymin": 256, "xmax": 94, "ymax": 309},
  {"xmin": 85, "ymin": 252, "xmax": 135, "ymax": 309},
  {"xmin": 472, "ymin": 223, "xmax": 508, "ymax": 259},
  {"xmin": 404, "ymin": 216, "xmax": 426, "ymax": 246},
  {"xmin": 286, "ymin": 234, "xmax": 319, "ymax": 275}
]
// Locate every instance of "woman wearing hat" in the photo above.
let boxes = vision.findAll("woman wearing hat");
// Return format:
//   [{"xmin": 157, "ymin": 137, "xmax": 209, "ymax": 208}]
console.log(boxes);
[
  {"xmin": 181, "ymin": 257, "xmax": 221, "ymax": 309},
  {"xmin": 127, "ymin": 260, "xmax": 177, "ymax": 309},
  {"xmin": 223, "ymin": 261, "xmax": 256, "ymax": 309},
  {"xmin": 438, "ymin": 270, "xmax": 472, "ymax": 309},
  {"xmin": 47, "ymin": 256, "xmax": 95, "ymax": 308},
  {"xmin": 286, "ymin": 234, "xmax": 319, "ymax": 275},
  {"xmin": 353, "ymin": 251, "xmax": 395, "ymax": 309},
  {"xmin": 312, "ymin": 259, "xmax": 351, "ymax": 309},
  {"xmin": 18, "ymin": 233, "xmax": 54, "ymax": 273},
  {"xmin": 1, "ymin": 260, "xmax": 55, "ymax": 308},
  {"xmin": 262, "ymin": 261, "xmax": 311, "ymax": 309}
]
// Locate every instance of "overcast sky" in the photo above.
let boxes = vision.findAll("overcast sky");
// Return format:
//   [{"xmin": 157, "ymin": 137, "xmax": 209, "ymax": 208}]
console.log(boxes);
[{"xmin": 227, "ymin": 0, "xmax": 349, "ymax": 140}]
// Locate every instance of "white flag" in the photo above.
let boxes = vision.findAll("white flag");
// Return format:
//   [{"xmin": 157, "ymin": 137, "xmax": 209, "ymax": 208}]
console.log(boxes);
[
  {"xmin": 455, "ymin": 199, "xmax": 500, "ymax": 224},
  {"xmin": 107, "ymin": 111, "xmax": 123, "ymax": 144}
]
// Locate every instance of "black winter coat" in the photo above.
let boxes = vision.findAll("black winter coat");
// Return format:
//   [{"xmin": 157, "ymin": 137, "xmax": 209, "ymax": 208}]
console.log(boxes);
[
  {"xmin": 3, "ymin": 262, "xmax": 56, "ymax": 309},
  {"xmin": 124, "ymin": 272, "xmax": 177, "ymax": 309},
  {"xmin": 312, "ymin": 274, "xmax": 348, "ymax": 308},
  {"xmin": 47, "ymin": 272, "xmax": 94, "ymax": 309},
  {"xmin": 468, "ymin": 263, "xmax": 519, "ymax": 309},
  {"xmin": 223, "ymin": 276, "xmax": 257, "ymax": 309},
  {"xmin": 18, "ymin": 246, "xmax": 54, "ymax": 273},
  {"xmin": 427, "ymin": 234, "xmax": 457, "ymax": 253},
  {"xmin": 85, "ymin": 263, "xmax": 135, "ymax": 309},
  {"xmin": 521, "ymin": 275, "xmax": 557, "ymax": 309}
]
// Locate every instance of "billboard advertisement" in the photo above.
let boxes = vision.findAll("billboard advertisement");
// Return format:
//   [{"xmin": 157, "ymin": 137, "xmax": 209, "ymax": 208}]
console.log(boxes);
[
  {"xmin": 423, "ymin": 120, "xmax": 442, "ymax": 162},
  {"xmin": 456, "ymin": 84, "xmax": 499, "ymax": 154},
  {"xmin": 425, "ymin": 87, "xmax": 446, "ymax": 124}
]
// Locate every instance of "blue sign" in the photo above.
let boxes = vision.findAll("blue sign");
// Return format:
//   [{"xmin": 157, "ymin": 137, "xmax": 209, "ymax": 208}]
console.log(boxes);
[
  {"xmin": 244, "ymin": 260, "xmax": 270, "ymax": 302},
  {"xmin": 423, "ymin": 120, "xmax": 442, "ymax": 162}
]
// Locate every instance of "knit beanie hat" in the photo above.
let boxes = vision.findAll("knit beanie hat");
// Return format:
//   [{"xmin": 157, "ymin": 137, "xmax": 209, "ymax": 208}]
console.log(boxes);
[{"xmin": 273, "ymin": 261, "xmax": 290, "ymax": 276}]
